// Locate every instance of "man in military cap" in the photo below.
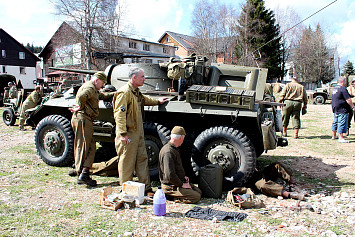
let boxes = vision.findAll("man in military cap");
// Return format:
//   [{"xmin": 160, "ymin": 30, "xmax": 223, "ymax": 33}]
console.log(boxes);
[
  {"xmin": 69, "ymin": 71, "xmax": 115, "ymax": 187},
  {"xmin": 18, "ymin": 85, "xmax": 43, "ymax": 131},
  {"xmin": 278, "ymin": 77, "xmax": 308, "ymax": 138},
  {"xmin": 159, "ymin": 126, "xmax": 202, "ymax": 203},
  {"xmin": 113, "ymin": 67, "xmax": 168, "ymax": 194}
]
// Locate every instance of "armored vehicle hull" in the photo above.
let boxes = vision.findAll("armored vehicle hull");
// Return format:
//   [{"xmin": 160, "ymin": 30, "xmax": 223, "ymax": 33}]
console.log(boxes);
[{"xmin": 25, "ymin": 57, "xmax": 287, "ymax": 188}]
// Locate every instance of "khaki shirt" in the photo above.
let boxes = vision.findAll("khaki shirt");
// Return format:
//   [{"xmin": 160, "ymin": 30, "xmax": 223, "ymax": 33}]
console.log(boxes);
[
  {"xmin": 278, "ymin": 81, "xmax": 307, "ymax": 104},
  {"xmin": 113, "ymin": 82, "xmax": 160, "ymax": 136},
  {"xmin": 75, "ymin": 80, "xmax": 114, "ymax": 120},
  {"xmin": 9, "ymin": 86, "xmax": 17, "ymax": 99},
  {"xmin": 347, "ymin": 85, "xmax": 355, "ymax": 104},
  {"xmin": 27, "ymin": 90, "xmax": 42, "ymax": 104},
  {"xmin": 159, "ymin": 142, "xmax": 185, "ymax": 187}
]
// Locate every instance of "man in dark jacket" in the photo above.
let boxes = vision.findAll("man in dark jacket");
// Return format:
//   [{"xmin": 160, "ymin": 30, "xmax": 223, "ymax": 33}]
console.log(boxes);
[
  {"xmin": 331, "ymin": 76, "xmax": 355, "ymax": 143},
  {"xmin": 159, "ymin": 126, "xmax": 202, "ymax": 203}
]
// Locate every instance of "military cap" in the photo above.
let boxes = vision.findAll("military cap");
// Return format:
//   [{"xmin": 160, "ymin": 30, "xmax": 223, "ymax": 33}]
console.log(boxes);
[
  {"xmin": 94, "ymin": 71, "xmax": 107, "ymax": 83},
  {"xmin": 8, "ymin": 82, "xmax": 13, "ymax": 86},
  {"xmin": 171, "ymin": 126, "xmax": 186, "ymax": 135}
]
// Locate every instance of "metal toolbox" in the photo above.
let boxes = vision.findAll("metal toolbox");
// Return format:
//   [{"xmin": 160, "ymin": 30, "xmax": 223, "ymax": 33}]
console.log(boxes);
[{"xmin": 186, "ymin": 85, "xmax": 255, "ymax": 110}]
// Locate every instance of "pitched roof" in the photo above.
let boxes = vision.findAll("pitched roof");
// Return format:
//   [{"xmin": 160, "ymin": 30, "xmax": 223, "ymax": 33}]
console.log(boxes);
[
  {"xmin": 0, "ymin": 28, "xmax": 40, "ymax": 61},
  {"xmin": 158, "ymin": 31, "xmax": 196, "ymax": 51}
]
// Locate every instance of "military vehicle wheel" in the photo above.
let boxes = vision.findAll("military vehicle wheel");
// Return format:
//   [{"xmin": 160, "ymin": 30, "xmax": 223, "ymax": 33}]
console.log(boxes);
[
  {"xmin": 2, "ymin": 108, "xmax": 16, "ymax": 126},
  {"xmin": 34, "ymin": 115, "xmax": 74, "ymax": 166},
  {"xmin": 191, "ymin": 126, "xmax": 256, "ymax": 188},
  {"xmin": 314, "ymin": 95, "xmax": 325, "ymax": 104},
  {"xmin": 144, "ymin": 122, "xmax": 170, "ymax": 180}
]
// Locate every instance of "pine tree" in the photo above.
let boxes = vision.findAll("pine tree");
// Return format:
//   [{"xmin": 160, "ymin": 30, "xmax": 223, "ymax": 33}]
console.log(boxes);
[
  {"xmin": 235, "ymin": 0, "xmax": 283, "ymax": 81},
  {"xmin": 342, "ymin": 60, "xmax": 354, "ymax": 76}
]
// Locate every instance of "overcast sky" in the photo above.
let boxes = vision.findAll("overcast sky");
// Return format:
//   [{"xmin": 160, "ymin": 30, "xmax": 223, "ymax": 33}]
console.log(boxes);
[{"xmin": 0, "ymin": 0, "xmax": 354, "ymax": 67}]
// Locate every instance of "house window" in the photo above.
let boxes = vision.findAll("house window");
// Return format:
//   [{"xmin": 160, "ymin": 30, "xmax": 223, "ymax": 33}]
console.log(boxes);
[
  {"xmin": 2, "ymin": 50, "xmax": 5, "ymax": 58},
  {"xmin": 20, "ymin": 67, "xmax": 25, "ymax": 74},
  {"xmin": 163, "ymin": 48, "xmax": 168, "ymax": 54},
  {"xmin": 157, "ymin": 60, "xmax": 163, "ymax": 64},
  {"xmin": 132, "ymin": 58, "xmax": 140, "ymax": 63},
  {"xmin": 19, "ymin": 52, "xmax": 25, "ymax": 59},
  {"xmin": 2, "ymin": 66, "xmax": 5, "ymax": 73},
  {"xmin": 51, "ymin": 59, "xmax": 54, "ymax": 67},
  {"xmin": 145, "ymin": 59, "xmax": 152, "ymax": 63},
  {"xmin": 166, "ymin": 37, "xmax": 170, "ymax": 42},
  {"xmin": 129, "ymin": 41, "xmax": 137, "ymax": 49},
  {"xmin": 143, "ymin": 44, "xmax": 150, "ymax": 51}
]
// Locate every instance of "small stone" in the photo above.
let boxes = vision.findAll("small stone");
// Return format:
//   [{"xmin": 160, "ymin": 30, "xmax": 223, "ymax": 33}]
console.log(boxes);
[{"xmin": 123, "ymin": 232, "xmax": 133, "ymax": 236}]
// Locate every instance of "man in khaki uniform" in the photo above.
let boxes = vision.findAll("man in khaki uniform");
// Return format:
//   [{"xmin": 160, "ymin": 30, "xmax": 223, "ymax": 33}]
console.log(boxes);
[
  {"xmin": 346, "ymin": 78, "xmax": 355, "ymax": 135},
  {"xmin": 70, "ymin": 72, "xmax": 114, "ymax": 187},
  {"xmin": 278, "ymin": 77, "xmax": 308, "ymax": 138},
  {"xmin": 113, "ymin": 67, "xmax": 167, "ymax": 193},
  {"xmin": 159, "ymin": 126, "xmax": 202, "ymax": 204},
  {"xmin": 252, "ymin": 162, "xmax": 305, "ymax": 200},
  {"xmin": 9, "ymin": 82, "xmax": 17, "ymax": 99},
  {"xmin": 19, "ymin": 85, "xmax": 43, "ymax": 131}
]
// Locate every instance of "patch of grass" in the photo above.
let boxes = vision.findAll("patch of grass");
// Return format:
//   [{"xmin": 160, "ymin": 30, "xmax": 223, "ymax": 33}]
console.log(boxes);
[{"xmin": 328, "ymin": 225, "xmax": 346, "ymax": 235}]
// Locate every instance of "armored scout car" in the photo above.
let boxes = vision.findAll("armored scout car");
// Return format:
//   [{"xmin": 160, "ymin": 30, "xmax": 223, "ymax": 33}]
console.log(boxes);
[{"xmin": 23, "ymin": 55, "xmax": 287, "ymax": 187}]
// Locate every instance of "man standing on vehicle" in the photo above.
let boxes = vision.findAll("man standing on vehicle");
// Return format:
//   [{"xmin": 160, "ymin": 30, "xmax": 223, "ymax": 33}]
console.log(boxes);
[
  {"xmin": 113, "ymin": 67, "xmax": 168, "ymax": 194},
  {"xmin": 277, "ymin": 77, "xmax": 308, "ymax": 138},
  {"xmin": 70, "ymin": 72, "xmax": 114, "ymax": 187},
  {"xmin": 19, "ymin": 85, "xmax": 43, "ymax": 131},
  {"xmin": 331, "ymin": 76, "xmax": 355, "ymax": 143},
  {"xmin": 159, "ymin": 126, "xmax": 202, "ymax": 203},
  {"xmin": 346, "ymin": 77, "xmax": 355, "ymax": 135}
]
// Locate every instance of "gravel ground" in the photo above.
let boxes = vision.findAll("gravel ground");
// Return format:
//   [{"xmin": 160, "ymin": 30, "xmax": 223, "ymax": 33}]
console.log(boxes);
[{"xmin": 0, "ymin": 104, "xmax": 354, "ymax": 236}]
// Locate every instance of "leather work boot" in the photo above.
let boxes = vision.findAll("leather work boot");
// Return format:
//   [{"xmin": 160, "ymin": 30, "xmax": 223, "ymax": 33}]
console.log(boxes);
[
  {"xmin": 68, "ymin": 169, "xmax": 78, "ymax": 177},
  {"xmin": 294, "ymin": 129, "xmax": 299, "ymax": 138},
  {"xmin": 282, "ymin": 127, "xmax": 287, "ymax": 136},
  {"xmin": 77, "ymin": 170, "xmax": 97, "ymax": 187},
  {"xmin": 289, "ymin": 192, "xmax": 305, "ymax": 200}
]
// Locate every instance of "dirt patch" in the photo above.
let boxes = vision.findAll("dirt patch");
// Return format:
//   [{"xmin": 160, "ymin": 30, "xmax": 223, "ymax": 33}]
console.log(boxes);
[{"xmin": 0, "ymin": 105, "xmax": 354, "ymax": 236}]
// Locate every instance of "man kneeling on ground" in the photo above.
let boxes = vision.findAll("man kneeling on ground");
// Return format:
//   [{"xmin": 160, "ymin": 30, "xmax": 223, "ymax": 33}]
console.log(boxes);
[{"xmin": 159, "ymin": 126, "xmax": 202, "ymax": 204}]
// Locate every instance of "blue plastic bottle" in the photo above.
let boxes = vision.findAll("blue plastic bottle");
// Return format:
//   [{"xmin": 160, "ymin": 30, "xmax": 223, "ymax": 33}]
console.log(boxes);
[{"xmin": 153, "ymin": 189, "xmax": 166, "ymax": 216}]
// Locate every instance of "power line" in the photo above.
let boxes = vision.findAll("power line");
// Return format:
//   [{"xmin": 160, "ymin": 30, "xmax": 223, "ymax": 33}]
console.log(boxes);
[{"xmin": 239, "ymin": 0, "xmax": 338, "ymax": 63}]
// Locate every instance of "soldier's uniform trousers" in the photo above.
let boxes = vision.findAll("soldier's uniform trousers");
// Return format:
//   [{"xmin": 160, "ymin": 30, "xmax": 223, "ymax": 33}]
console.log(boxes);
[
  {"xmin": 19, "ymin": 100, "xmax": 36, "ymax": 128},
  {"xmin": 282, "ymin": 100, "xmax": 302, "ymax": 129},
  {"xmin": 115, "ymin": 124, "xmax": 151, "ymax": 190},
  {"xmin": 71, "ymin": 113, "xmax": 96, "ymax": 173},
  {"xmin": 161, "ymin": 183, "xmax": 202, "ymax": 204},
  {"xmin": 255, "ymin": 162, "xmax": 292, "ymax": 197}
]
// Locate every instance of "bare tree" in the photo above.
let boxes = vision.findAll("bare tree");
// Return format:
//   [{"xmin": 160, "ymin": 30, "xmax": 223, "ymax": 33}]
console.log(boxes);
[
  {"xmin": 191, "ymin": 0, "xmax": 238, "ymax": 63},
  {"xmin": 273, "ymin": 6, "xmax": 303, "ymax": 79},
  {"xmin": 52, "ymin": 0, "xmax": 122, "ymax": 69},
  {"xmin": 293, "ymin": 24, "xmax": 334, "ymax": 85}
]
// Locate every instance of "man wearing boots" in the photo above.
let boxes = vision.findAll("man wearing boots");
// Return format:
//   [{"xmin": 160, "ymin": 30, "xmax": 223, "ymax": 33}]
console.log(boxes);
[
  {"xmin": 69, "ymin": 72, "xmax": 115, "ymax": 187},
  {"xmin": 250, "ymin": 162, "xmax": 305, "ymax": 200},
  {"xmin": 113, "ymin": 67, "xmax": 168, "ymax": 194},
  {"xmin": 278, "ymin": 77, "xmax": 308, "ymax": 138}
]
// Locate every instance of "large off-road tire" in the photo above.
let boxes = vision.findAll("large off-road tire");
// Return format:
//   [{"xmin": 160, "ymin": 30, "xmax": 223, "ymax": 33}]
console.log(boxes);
[
  {"xmin": 2, "ymin": 108, "xmax": 16, "ymax": 126},
  {"xmin": 191, "ymin": 126, "xmax": 256, "ymax": 189},
  {"xmin": 314, "ymin": 95, "xmax": 326, "ymax": 105},
  {"xmin": 34, "ymin": 115, "xmax": 74, "ymax": 166},
  {"xmin": 144, "ymin": 122, "xmax": 170, "ymax": 180}
]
